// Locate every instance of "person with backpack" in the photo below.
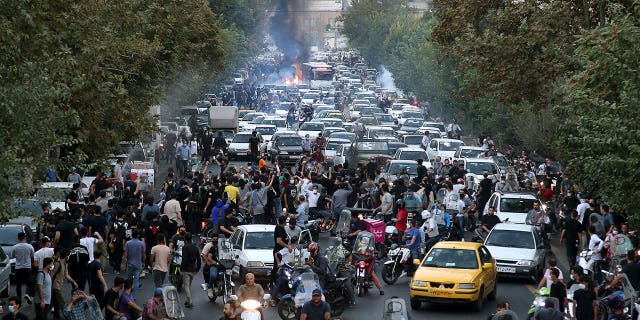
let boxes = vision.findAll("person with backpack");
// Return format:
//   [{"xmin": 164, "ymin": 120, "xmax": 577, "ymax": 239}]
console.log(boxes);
[
  {"xmin": 162, "ymin": 173, "xmax": 177, "ymax": 198},
  {"xmin": 180, "ymin": 232, "xmax": 201, "ymax": 308},
  {"xmin": 68, "ymin": 235, "xmax": 90, "ymax": 291},
  {"xmin": 109, "ymin": 212, "xmax": 129, "ymax": 273},
  {"xmin": 34, "ymin": 257, "xmax": 53, "ymax": 320}
]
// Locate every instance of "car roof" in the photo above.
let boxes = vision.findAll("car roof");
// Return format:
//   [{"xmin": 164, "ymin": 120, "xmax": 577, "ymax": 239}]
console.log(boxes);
[
  {"xmin": 491, "ymin": 223, "xmax": 535, "ymax": 232},
  {"xmin": 388, "ymin": 160, "xmax": 418, "ymax": 164},
  {"xmin": 41, "ymin": 182, "xmax": 74, "ymax": 188},
  {"xmin": 459, "ymin": 146, "xmax": 485, "ymax": 150},
  {"xmin": 238, "ymin": 224, "xmax": 275, "ymax": 233},
  {"xmin": 432, "ymin": 241, "xmax": 482, "ymax": 250},
  {"xmin": 461, "ymin": 158, "xmax": 496, "ymax": 163},
  {"xmin": 397, "ymin": 147, "xmax": 425, "ymax": 152},
  {"xmin": 255, "ymin": 124, "xmax": 276, "ymax": 128},
  {"xmin": 327, "ymin": 138, "xmax": 350, "ymax": 143},
  {"xmin": 432, "ymin": 138, "xmax": 464, "ymax": 143},
  {"xmin": 495, "ymin": 191, "xmax": 538, "ymax": 199}
]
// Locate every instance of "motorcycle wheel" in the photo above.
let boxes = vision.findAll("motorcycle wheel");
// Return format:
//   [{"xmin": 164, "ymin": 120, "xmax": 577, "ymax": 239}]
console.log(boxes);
[
  {"xmin": 381, "ymin": 264, "xmax": 399, "ymax": 285},
  {"xmin": 277, "ymin": 299, "xmax": 297, "ymax": 320},
  {"xmin": 223, "ymin": 282, "xmax": 234, "ymax": 304},
  {"xmin": 375, "ymin": 243, "xmax": 386, "ymax": 260},
  {"xmin": 330, "ymin": 296, "xmax": 347, "ymax": 317}
]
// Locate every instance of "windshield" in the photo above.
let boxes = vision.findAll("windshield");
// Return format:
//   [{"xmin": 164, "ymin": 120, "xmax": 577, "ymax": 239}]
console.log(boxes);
[
  {"xmin": 460, "ymin": 149, "xmax": 485, "ymax": 158},
  {"xmin": 300, "ymin": 123, "xmax": 324, "ymax": 131},
  {"xmin": 388, "ymin": 163, "xmax": 419, "ymax": 175},
  {"xmin": 392, "ymin": 105, "xmax": 404, "ymax": 111},
  {"xmin": 297, "ymin": 84, "xmax": 309, "ymax": 90},
  {"xmin": 357, "ymin": 141, "xmax": 388, "ymax": 152},
  {"xmin": 278, "ymin": 137, "xmax": 301, "ymax": 146},
  {"xmin": 494, "ymin": 156, "xmax": 509, "ymax": 167},
  {"xmin": 500, "ymin": 198, "xmax": 538, "ymax": 213},
  {"xmin": 439, "ymin": 141, "xmax": 464, "ymax": 151},
  {"xmin": 369, "ymin": 128, "xmax": 394, "ymax": 138},
  {"xmin": 361, "ymin": 108, "xmax": 377, "ymax": 116},
  {"xmin": 0, "ymin": 227, "xmax": 21, "ymax": 246},
  {"xmin": 263, "ymin": 119, "xmax": 286, "ymax": 127},
  {"xmin": 250, "ymin": 116, "xmax": 265, "ymax": 124},
  {"xmin": 403, "ymin": 112, "xmax": 422, "ymax": 119},
  {"xmin": 398, "ymin": 151, "xmax": 426, "ymax": 161},
  {"xmin": 403, "ymin": 119, "xmax": 422, "ymax": 127},
  {"xmin": 36, "ymin": 188, "xmax": 70, "ymax": 202},
  {"xmin": 375, "ymin": 114, "xmax": 394, "ymax": 122},
  {"xmin": 244, "ymin": 232, "xmax": 273, "ymax": 249},
  {"xmin": 486, "ymin": 230, "xmax": 535, "ymax": 249},
  {"xmin": 232, "ymin": 134, "xmax": 252, "ymax": 143},
  {"xmin": 303, "ymin": 93, "xmax": 319, "ymax": 99},
  {"xmin": 404, "ymin": 136, "xmax": 422, "ymax": 145},
  {"xmin": 466, "ymin": 162, "xmax": 497, "ymax": 175},
  {"xmin": 359, "ymin": 118, "xmax": 378, "ymax": 125},
  {"xmin": 242, "ymin": 113, "xmax": 258, "ymax": 121},
  {"xmin": 330, "ymin": 133, "xmax": 356, "ymax": 142},
  {"xmin": 422, "ymin": 248, "xmax": 478, "ymax": 269},
  {"xmin": 255, "ymin": 127, "xmax": 276, "ymax": 135},
  {"xmin": 322, "ymin": 120, "xmax": 343, "ymax": 127},
  {"xmin": 325, "ymin": 141, "xmax": 345, "ymax": 151}
]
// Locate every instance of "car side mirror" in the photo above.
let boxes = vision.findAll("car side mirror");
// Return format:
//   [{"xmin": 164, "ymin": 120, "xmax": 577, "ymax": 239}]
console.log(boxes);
[
  {"xmin": 413, "ymin": 259, "xmax": 421, "ymax": 266},
  {"xmin": 483, "ymin": 262, "xmax": 493, "ymax": 270}
]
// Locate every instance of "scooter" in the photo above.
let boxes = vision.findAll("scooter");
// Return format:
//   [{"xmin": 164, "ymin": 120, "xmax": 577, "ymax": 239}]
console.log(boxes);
[
  {"xmin": 577, "ymin": 249, "xmax": 596, "ymax": 280},
  {"xmin": 235, "ymin": 294, "xmax": 271, "ymax": 320},
  {"xmin": 527, "ymin": 287, "xmax": 558, "ymax": 320}
]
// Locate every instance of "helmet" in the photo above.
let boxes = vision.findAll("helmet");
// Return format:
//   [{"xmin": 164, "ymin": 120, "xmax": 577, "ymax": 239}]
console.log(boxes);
[
  {"xmin": 308, "ymin": 242, "xmax": 319, "ymax": 256},
  {"xmin": 395, "ymin": 199, "xmax": 406, "ymax": 209},
  {"xmin": 422, "ymin": 210, "xmax": 431, "ymax": 220},
  {"xmin": 390, "ymin": 243, "xmax": 399, "ymax": 250}
]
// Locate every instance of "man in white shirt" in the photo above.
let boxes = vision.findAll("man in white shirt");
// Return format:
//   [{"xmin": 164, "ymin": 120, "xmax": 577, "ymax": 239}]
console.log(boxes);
[
  {"xmin": 163, "ymin": 192, "xmax": 183, "ymax": 226},
  {"xmin": 80, "ymin": 228, "xmax": 103, "ymax": 262},
  {"xmin": 537, "ymin": 257, "xmax": 564, "ymax": 289},
  {"xmin": 34, "ymin": 236, "xmax": 55, "ymax": 271},
  {"xmin": 275, "ymin": 236, "xmax": 301, "ymax": 267},
  {"xmin": 588, "ymin": 226, "xmax": 604, "ymax": 282},
  {"xmin": 421, "ymin": 131, "xmax": 430, "ymax": 150},
  {"xmin": 576, "ymin": 198, "xmax": 590, "ymax": 227}
]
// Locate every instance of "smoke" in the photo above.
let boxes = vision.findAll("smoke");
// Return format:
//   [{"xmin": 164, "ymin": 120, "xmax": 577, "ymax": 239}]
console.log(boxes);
[
  {"xmin": 377, "ymin": 65, "xmax": 399, "ymax": 93},
  {"xmin": 269, "ymin": 0, "xmax": 308, "ymax": 64}
]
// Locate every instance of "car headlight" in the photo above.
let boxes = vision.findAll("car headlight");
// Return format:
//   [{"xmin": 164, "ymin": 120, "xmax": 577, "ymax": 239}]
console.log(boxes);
[
  {"xmin": 458, "ymin": 283, "xmax": 476, "ymax": 289},
  {"xmin": 280, "ymin": 151, "xmax": 288, "ymax": 154},
  {"xmin": 516, "ymin": 260, "xmax": 533, "ymax": 266},
  {"xmin": 247, "ymin": 261, "xmax": 265, "ymax": 268},
  {"xmin": 412, "ymin": 280, "xmax": 427, "ymax": 287}
]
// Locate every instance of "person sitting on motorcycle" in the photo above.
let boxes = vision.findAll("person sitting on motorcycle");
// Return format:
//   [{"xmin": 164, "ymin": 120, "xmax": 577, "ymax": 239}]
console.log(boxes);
[
  {"xmin": 526, "ymin": 202, "xmax": 545, "ymax": 226},
  {"xmin": 203, "ymin": 238, "xmax": 222, "ymax": 291},
  {"xmin": 347, "ymin": 211, "xmax": 366, "ymax": 243},
  {"xmin": 605, "ymin": 249, "xmax": 640, "ymax": 292},
  {"xmin": 351, "ymin": 235, "xmax": 384, "ymax": 296},
  {"xmin": 403, "ymin": 220, "xmax": 422, "ymax": 276},
  {"xmin": 272, "ymin": 236, "xmax": 302, "ymax": 300},
  {"xmin": 306, "ymin": 243, "xmax": 330, "ymax": 288},
  {"xmin": 480, "ymin": 206, "xmax": 501, "ymax": 235}
]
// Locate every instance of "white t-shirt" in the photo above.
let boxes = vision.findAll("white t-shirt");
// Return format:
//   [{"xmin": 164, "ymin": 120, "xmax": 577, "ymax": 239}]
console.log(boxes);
[
  {"xmin": 34, "ymin": 247, "xmax": 55, "ymax": 271},
  {"xmin": 589, "ymin": 234, "xmax": 604, "ymax": 261},
  {"xmin": 277, "ymin": 247, "xmax": 301, "ymax": 266},
  {"xmin": 542, "ymin": 267, "xmax": 564, "ymax": 288},
  {"xmin": 576, "ymin": 202, "xmax": 590, "ymax": 223},
  {"xmin": 80, "ymin": 237, "xmax": 99, "ymax": 261}
]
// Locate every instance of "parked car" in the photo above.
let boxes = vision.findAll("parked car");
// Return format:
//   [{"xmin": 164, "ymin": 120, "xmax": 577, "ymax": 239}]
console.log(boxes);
[
  {"xmin": 410, "ymin": 241, "xmax": 497, "ymax": 310},
  {"xmin": 484, "ymin": 223, "xmax": 547, "ymax": 281},
  {"xmin": 0, "ymin": 224, "xmax": 36, "ymax": 283}
]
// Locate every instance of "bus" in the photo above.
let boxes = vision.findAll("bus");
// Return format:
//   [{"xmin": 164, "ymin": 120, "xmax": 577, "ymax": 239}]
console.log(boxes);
[{"xmin": 302, "ymin": 62, "xmax": 334, "ymax": 89}]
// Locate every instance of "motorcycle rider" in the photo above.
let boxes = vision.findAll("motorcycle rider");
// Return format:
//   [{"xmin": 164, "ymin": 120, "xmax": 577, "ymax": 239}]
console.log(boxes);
[
  {"xmin": 403, "ymin": 220, "xmax": 421, "ymax": 275},
  {"xmin": 526, "ymin": 202, "xmax": 545, "ymax": 226},
  {"xmin": 272, "ymin": 236, "xmax": 302, "ymax": 300},
  {"xmin": 477, "ymin": 206, "xmax": 501, "ymax": 240},
  {"xmin": 351, "ymin": 233, "xmax": 384, "ymax": 296},
  {"xmin": 306, "ymin": 243, "xmax": 329, "ymax": 288},
  {"xmin": 422, "ymin": 211, "xmax": 440, "ymax": 253},
  {"xmin": 587, "ymin": 226, "xmax": 604, "ymax": 283},
  {"xmin": 394, "ymin": 199, "xmax": 408, "ymax": 243}
]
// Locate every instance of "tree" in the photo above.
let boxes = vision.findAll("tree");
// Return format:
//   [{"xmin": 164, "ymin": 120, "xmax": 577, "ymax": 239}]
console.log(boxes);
[
  {"xmin": 556, "ymin": 4, "xmax": 640, "ymax": 222},
  {"xmin": 0, "ymin": 0, "xmax": 227, "ymax": 216}
]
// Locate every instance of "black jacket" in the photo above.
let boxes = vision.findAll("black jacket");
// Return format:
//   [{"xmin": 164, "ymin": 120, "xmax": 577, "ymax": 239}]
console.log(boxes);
[{"xmin": 181, "ymin": 242, "xmax": 201, "ymax": 273}]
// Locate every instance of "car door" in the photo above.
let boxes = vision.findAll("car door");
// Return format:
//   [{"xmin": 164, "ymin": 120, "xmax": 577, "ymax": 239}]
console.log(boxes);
[
  {"xmin": 478, "ymin": 246, "xmax": 497, "ymax": 294},
  {"xmin": 0, "ymin": 246, "xmax": 8, "ymax": 296},
  {"xmin": 533, "ymin": 229, "xmax": 546, "ymax": 267},
  {"xmin": 229, "ymin": 229, "xmax": 244, "ymax": 275}
]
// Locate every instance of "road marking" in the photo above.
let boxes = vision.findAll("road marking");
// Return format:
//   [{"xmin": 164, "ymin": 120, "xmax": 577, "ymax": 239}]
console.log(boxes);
[{"xmin": 525, "ymin": 284, "xmax": 537, "ymax": 295}]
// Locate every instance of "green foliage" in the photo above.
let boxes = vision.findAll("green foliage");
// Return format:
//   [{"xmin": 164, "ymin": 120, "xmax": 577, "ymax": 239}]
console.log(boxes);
[
  {"xmin": 0, "ymin": 0, "xmax": 227, "ymax": 217},
  {"xmin": 556, "ymin": 4, "xmax": 640, "ymax": 221}
]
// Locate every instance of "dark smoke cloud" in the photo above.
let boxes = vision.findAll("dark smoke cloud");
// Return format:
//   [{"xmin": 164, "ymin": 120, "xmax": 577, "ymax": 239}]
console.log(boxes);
[{"xmin": 269, "ymin": 0, "xmax": 308, "ymax": 64}]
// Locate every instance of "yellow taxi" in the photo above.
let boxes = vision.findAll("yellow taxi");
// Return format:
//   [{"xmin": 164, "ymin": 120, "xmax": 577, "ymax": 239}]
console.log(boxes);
[{"xmin": 409, "ymin": 241, "xmax": 497, "ymax": 311}]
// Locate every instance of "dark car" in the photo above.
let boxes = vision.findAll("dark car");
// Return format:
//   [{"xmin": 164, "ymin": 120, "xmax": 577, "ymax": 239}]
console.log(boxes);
[
  {"xmin": 348, "ymin": 140, "xmax": 392, "ymax": 166},
  {"xmin": 269, "ymin": 134, "xmax": 303, "ymax": 165}
]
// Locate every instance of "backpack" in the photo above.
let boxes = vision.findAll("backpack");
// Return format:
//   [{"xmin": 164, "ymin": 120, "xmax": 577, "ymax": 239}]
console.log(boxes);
[
  {"xmin": 163, "ymin": 179, "xmax": 176, "ymax": 195},
  {"xmin": 112, "ymin": 220, "xmax": 128, "ymax": 244}
]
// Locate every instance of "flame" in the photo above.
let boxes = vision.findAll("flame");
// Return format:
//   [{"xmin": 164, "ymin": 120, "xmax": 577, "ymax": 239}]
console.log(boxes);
[
  {"xmin": 293, "ymin": 76, "xmax": 299, "ymax": 85},
  {"xmin": 285, "ymin": 78, "xmax": 291, "ymax": 85}
]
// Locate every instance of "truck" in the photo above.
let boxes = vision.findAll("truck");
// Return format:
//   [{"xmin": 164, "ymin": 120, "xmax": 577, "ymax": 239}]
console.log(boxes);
[{"xmin": 209, "ymin": 106, "xmax": 239, "ymax": 131}]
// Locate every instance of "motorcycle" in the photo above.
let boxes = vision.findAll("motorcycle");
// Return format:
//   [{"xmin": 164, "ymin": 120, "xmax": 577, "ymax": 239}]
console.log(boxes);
[
  {"xmin": 199, "ymin": 219, "xmax": 216, "ymax": 249},
  {"xmin": 381, "ymin": 244, "xmax": 413, "ymax": 285},
  {"xmin": 352, "ymin": 231, "xmax": 376, "ymax": 297},
  {"xmin": 527, "ymin": 287, "xmax": 558, "ymax": 319},
  {"xmin": 277, "ymin": 272, "xmax": 323, "ymax": 320},
  {"xmin": 598, "ymin": 270, "xmax": 636, "ymax": 320},
  {"xmin": 206, "ymin": 239, "xmax": 236, "ymax": 304},
  {"xmin": 577, "ymin": 249, "xmax": 596, "ymax": 280},
  {"xmin": 608, "ymin": 234, "xmax": 634, "ymax": 274},
  {"xmin": 235, "ymin": 294, "xmax": 270, "ymax": 320}
]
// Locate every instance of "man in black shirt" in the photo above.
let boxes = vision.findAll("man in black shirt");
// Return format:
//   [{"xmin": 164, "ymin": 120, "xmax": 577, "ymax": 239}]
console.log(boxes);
[
  {"xmin": 549, "ymin": 268, "xmax": 567, "ymax": 313},
  {"xmin": 481, "ymin": 206, "xmax": 501, "ymax": 234},
  {"xmin": 248, "ymin": 131, "xmax": 261, "ymax": 169},
  {"xmin": 54, "ymin": 214, "xmax": 78, "ymax": 250},
  {"xmin": 476, "ymin": 172, "xmax": 493, "ymax": 219},
  {"xmin": 68, "ymin": 234, "xmax": 90, "ymax": 290},
  {"xmin": 104, "ymin": 277, "xmax": 125, "ymax": 320},
  {"xmin": 218, "ymin": 207, "xmax": 237, "ymax": 238},
  {"xmin": 347, "ymin": 211, "xmax": 366, "ymax": 242},
  {"xmin": 560, "ymin": 210, "xmax": 583, "ymax": 268}
]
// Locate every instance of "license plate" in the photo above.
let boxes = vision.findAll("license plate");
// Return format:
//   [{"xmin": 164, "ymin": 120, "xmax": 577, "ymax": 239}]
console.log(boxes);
[
  {"xmin": 497, "ymin": 266, "xmax": 516, "ymax": 273},
  {"xmin": 430, "ymin": 290, "xmax": 451, "ymax": 297},
  {"xmin": 225, "ymin": 270, "xmax": 233, "ymax": 275}
]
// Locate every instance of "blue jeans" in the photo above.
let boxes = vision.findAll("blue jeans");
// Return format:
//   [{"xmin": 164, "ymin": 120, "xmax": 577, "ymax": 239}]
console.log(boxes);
[
  {"xmin": 208, "ymin": 266, "xmax": 219, "ymax": 285},
  {"xmin": 457, "ymin": 215, "xmax": 466, "ymax": 239},
  {"xmin": 127, "ymin": 265, "xmax": 141, "ymax": 299}
]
